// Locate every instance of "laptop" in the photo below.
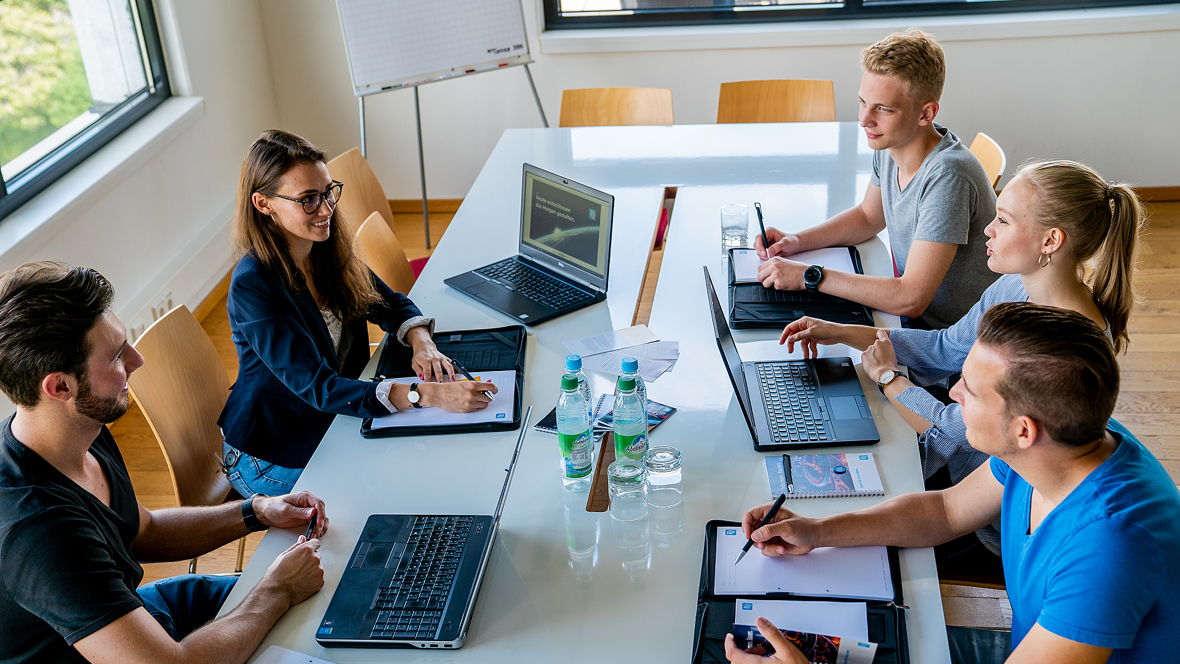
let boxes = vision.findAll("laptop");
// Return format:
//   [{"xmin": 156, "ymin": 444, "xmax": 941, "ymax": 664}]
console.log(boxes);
[
  {"xmin": 727, "ymin": 247, "xmax": 874, "ymax": 329},
  {"xmin": 315, "ymin": 406, "xmax": 532, "ymax": 649},
  {"xmin": 704, "ymin": 267, "xmax": 879, "ymax": 452},
  {"xmin": 445, "ymin": 164, "xmax": 613, "ymax": 326}
]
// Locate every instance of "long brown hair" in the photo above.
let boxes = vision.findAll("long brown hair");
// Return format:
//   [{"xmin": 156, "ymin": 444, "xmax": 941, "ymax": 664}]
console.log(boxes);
[
  {"xmin": 233, "ymin": 129, "xmax": 379, "ymax": 322},
  {"xmin": 1016, "ymin": 159, "xmax": 1146, "ymax": 354}
]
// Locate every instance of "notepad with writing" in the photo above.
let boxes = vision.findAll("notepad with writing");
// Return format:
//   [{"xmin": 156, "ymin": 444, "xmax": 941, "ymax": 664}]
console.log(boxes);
[
  {"xmin": 731, "ymin": 247, "xmax": 858, "ymax": 284},
  {"xmin": 767, "ymin": 453, "xmax": 884, "ymax": 499}
]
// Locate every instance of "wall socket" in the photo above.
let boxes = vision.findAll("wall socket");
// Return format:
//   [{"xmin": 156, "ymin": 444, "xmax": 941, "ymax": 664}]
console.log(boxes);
[
  {"xmin": 130, "ymin": 321, "xmax": 147, "ymax": 344},
  {"xmin": 150, "ymin": 291, "xmax": 174, "ymax": 322}
]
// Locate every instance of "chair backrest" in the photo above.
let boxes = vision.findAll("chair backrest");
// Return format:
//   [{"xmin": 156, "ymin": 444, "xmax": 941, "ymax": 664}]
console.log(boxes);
[
  {"xmin": 717, "ymin": 80, "xmax": 836, "ymax": 124},
  {"xmin": 127, "ymin": 305, "xmax": 231, "ymax": 507},
  {"xmin": 355, "ymin": 211, "xmax": 416, "ymax": 295},
  {"xmin": 559, "ymin": 88, "xmax": 674, "ymax": 127},
  {"xmin": 327, "ymin": 148, "xmax": 395, "ymax": 234},
  {"xmin": 969, "ymin": 132, "xmax": 1006, "ymax": 189}
]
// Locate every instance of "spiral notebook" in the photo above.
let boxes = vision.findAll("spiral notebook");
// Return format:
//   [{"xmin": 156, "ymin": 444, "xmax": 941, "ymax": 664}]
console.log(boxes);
[{"xmin": 766, "ymin": 453, "xmax": 883, "ymax": 499}]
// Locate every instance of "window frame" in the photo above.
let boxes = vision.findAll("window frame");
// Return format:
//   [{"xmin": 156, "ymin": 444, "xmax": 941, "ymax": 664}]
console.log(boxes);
[
  {"xmin": 0, "ymin": 0, "xmax": 171, "ymax": 223},
  {"xmin": 543, "ymin": 0, "xmax": 1179, "ymax": 30}
]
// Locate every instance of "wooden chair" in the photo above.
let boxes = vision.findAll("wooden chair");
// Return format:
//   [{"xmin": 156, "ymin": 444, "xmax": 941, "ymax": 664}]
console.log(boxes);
[
  {"xmin": 716, "ymin": 80, "xmax": 836, "ymax": 124},
  {"xmin": 355, "ymin": 211, "xmax": 417, "ymax": 296},
  {"xmin": 327, "ymin": 147, "xmax": 396, "ymax": 233},
  {"xmin": 559, "ymin": 88, "xmax": 674, "ymax": 127},
  {"xmin": 969, "ymin": 132, "xmax": 1006, "ymax": 190},
  {"xmin": 127, "ymin": 305, "xmax": 244, "ymax": 574}
]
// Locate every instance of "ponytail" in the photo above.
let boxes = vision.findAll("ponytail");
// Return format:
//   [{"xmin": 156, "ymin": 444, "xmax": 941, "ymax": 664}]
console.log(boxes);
[{"xmin": 1017, "ymin": 160, "xmax": 1146, "ymax": 353}]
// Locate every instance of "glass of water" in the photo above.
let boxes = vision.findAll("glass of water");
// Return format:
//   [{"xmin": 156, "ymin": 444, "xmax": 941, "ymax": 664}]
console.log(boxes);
[
  {"xmin": 607, "ymin": 459, "xmax": 649, "ymax": 521},
  {"xmin": 720, "ymin": 204, "xmax": 749, "ymax": 255},
  {"xmin": 642, "ymin": 445, "xmax": 682, "ymax": 508}
]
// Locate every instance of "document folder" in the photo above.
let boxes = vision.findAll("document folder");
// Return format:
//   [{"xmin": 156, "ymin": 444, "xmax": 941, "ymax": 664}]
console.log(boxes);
[
  {"xmin": 727, "ymin": 247, "xmax": 874, "ymax": 329},
  {"xmin": 692, "ymin": 520, "xmax": 911, "ymax": 664},
  {"xmin": 359, "ymin": 324, "xmax": 527, "ymax": 438}
]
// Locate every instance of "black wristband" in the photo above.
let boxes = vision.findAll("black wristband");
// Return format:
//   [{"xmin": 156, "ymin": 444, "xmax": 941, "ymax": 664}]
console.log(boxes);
[{"xmin": 241, "ymin": 494, "xmax": 267, "ymax": 532}]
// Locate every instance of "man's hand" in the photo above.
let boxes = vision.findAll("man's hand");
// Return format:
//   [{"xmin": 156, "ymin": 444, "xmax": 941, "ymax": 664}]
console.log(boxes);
[
  {"xmin": 779, "ymin": 317, "xmax": 846, "ymax": 357},
  {"xmin": 754, "ymin": 227, "xmax": 802, "ymax": 260},
  {"xmin": 420, "ymin": 380, "xmax": 498, "ymax": 412},
  {"xmin": 741, "ymin": 502, "xmax": 820, "ymax": 557},
  {"xmin": 860, "ymin": 329, "xmax": 898, "ymax": 383},
  {"xmin": 758, "ymin": 257, "xmax": 809, "ymax": 291},
  {"xmin": 259, "ymin": 537, "xmax": 325, "ymax": 608},
  {"xmin": 255, "ymin": 491, "xmax": 328, "ymax": 539},
  {"xmin": 724, "ymin": 617, "xmax": 810, "ymax": 664},
  {"xmin": 408, "ymin": 329, "xmax": 456, "ymax": 382}
]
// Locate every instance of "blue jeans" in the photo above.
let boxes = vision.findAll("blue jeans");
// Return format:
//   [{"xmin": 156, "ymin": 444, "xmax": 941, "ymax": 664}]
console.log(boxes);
[
  {"xmin": 137, "ymin": 574, "xmax": 237, "ymax": 640},
  {"xmin": 222, "ymin": 441, "xmax": 304, "ymax": 497}
]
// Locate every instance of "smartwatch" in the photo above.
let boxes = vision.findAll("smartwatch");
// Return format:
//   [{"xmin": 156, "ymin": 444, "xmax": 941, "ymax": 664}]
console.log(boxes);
[
  {"xmin": 803, "ymin": 265, "xmax": 824, "ymax": 293},
  {"xmin": 876, "ymin": 369, "xmax": 901, "ymax": 395},
  {"xmin": 241, "ymin": 494, "xmax": 267, "ymax": 532},
  {"xmin": 408, "ymin": 383, "xmax": 423, "ymax": 409}
]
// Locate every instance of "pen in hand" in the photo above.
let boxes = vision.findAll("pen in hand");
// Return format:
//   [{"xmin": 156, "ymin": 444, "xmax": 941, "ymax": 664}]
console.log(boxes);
[
  {"xmin": 754, "ymin": 202, "xmax": 771, "ymax": 257},
  {"xmin": 304, "ymin": 507, "xmax": 318, "ymax": 541},
  {"xmin": 449, "ymin": 359, "xmax": 495, "ymax": 401},
  {"xmin": 734, "ymin": 492, "xmax": 788, "ymax": 565}
]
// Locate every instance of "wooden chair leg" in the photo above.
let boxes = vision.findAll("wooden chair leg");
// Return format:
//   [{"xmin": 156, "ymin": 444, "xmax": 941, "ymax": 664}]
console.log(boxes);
[
  {"xmin": 189, "ymin": 557, "xmax": 198, "ymax": 575},
  {"xmin": 235, "ymin": 537, "xmax": 246, "ymax": 573}
]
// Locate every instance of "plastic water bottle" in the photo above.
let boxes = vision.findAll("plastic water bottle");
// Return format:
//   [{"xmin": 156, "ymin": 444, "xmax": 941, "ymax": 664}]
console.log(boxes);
[
  {"xmin": 557, "ymin": 374, "xmax": 594, "ymax": 491},
  {"xmin": 565, "ymin": 354, "xmax": 593, "ymax": 421},
  {"xmin": 619, "ymin": 356, "xmax": 647, "ymax": 411},
  {"xmin": 613, "ymin": 377, "xmax": 648, "ymax": 462}
]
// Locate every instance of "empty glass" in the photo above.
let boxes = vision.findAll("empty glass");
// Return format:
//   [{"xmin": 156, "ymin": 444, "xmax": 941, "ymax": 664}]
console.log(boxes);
[
  {"xmin": 607, "ymin": 459, "xmax": 649, "ymax": 521},
  {"xmin": 642, "ymin": 445, "xmax": 683, "ymax": 507},
  {"xmin": 721, "ymin": 204, "xmax": 749, "ymax": 254}
]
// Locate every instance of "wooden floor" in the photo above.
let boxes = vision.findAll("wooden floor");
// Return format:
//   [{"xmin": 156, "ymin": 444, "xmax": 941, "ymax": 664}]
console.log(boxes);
[{"xmin": 109, "ymin": 202, "xmax": 1179, "ymax": 631}]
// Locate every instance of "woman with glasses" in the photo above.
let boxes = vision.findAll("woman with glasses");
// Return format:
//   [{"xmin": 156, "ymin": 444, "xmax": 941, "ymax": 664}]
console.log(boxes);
[{"xmin": 218, "ymin": 130, "xmax": 495, "ymax": 496}]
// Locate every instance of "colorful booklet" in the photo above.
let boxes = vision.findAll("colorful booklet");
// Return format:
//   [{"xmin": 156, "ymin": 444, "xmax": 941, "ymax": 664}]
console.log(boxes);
[
  {"xmin": 732, "ymin": 599, "xmax": 878, "ymax": 664},
  {"xmin": 766, "ymin": 453, "xmax": 884, "ymax": 499},
  {"xmin": 533, "ymin": 394, "xmax": 675, "ymax": 435}
]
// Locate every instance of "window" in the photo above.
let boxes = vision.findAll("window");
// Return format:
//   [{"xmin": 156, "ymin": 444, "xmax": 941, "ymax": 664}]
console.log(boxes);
[
  {"xmin": 0, "ymin": 0, "xmax": 169, "ymax": 222},
  {"xmin": 545, "ymin": 0, "xmax": 1176, "ymax": 29}
]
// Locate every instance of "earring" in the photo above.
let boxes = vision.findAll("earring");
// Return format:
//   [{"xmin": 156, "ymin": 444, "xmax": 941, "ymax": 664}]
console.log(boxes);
[{"xmin": 1037, "ymin": 252, "xmax": 1052, "ymax": 268}]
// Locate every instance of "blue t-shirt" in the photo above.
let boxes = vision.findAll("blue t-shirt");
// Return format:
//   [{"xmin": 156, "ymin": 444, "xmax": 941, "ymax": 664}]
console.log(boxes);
[{"xmin": 990, "ymin": 420, "xmax": 1180, "ymax": 661}]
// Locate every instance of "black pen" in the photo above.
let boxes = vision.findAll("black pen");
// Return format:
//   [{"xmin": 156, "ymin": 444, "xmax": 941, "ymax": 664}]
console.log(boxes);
[
  {"xmin": 450, "ymin": 359, "xmax": 495, "ymax": 400},
  {"xmin": 782, "ymin": 454, "xmax": 794, "ymax": 495},
  {"xmin": 304, "ymin": 508, "xmax": 317, "ymax": 541},
  {"xmin": 734, "ymin": 492, "xmax": 788, "ymax": 565},
  {"xmin": 754, "ymin": 202, "xmax": 771, "ymax": 256}
]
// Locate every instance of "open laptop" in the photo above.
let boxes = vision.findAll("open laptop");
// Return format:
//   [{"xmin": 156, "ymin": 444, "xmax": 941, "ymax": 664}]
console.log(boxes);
[
  {"xmin": 445, "ymin": 164, "xmax": 613, "ymax": 326},
  {"xmin": 315, "ymin": 407, "xmax": 532, "ymax": 649},
  {"xmin": 704, "ymin": 267, "xmax": 879, "ymax": 452}
]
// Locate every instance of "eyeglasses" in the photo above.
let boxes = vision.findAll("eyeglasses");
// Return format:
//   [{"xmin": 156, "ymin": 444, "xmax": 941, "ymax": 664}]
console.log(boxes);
[{"xmin": 267, "ymin": 181, "xmax": 344, "ymax": 215}]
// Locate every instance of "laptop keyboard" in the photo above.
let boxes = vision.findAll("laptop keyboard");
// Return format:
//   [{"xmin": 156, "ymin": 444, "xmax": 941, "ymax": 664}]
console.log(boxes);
[
  {"xmin": 475, "ymin": 258, "xmax": 591, "ymax": 310},
  {"xmin": 756, "ymin": 362, "xmax": 830, "ymax": 444},
  {"xmin": 368, "ymin": 516, "xmax": 473, "ymax": 640}
]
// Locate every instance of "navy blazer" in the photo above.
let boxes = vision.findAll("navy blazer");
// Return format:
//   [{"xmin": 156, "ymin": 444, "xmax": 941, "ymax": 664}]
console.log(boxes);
[{"xmin": 217, "ymin": 254, "xmax": 424, "ymax": 468}]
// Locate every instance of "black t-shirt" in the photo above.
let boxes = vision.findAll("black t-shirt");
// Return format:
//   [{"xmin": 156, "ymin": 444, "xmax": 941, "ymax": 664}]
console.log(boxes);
[{"xmin": 0, "ymin": 415, "xmax": 144, "ymax": 663}]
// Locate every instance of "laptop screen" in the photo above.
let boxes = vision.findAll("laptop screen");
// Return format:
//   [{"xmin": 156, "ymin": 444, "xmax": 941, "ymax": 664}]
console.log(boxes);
[
  {"xmin": 519, "ymin": 164, "xmax": 613, "ymax": 290},
  {"xmin": 704, "ymin": 267, "xmax": 759, "ymax": 438}
]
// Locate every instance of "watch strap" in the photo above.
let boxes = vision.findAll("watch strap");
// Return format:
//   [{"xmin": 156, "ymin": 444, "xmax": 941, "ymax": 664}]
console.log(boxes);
[
  {"xmin": 804, "ymin": 265, "xmax": 824, "ymax": 293},
  {"xmin": 241, "ymin": 494, "xmax": 267, "ymax": 532},
  {"xmin": 409, "ymin": 382, "xmax": 423, "ymax": 409},
  {"xmin": 877, "ymin": 370, "xmax": 899, "ymax": 395}
]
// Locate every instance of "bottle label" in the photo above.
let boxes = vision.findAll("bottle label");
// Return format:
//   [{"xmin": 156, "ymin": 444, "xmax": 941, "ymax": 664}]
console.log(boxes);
[
  {"xmin": 560, "ymin": 431, "xmax": 593, "ymax": 478},
  {"xmin": 614, "ymin": 431, "xmax": 647, "ymax": 460}
]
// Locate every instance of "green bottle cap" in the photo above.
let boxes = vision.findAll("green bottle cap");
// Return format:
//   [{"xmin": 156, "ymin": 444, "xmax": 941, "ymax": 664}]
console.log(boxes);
[
  {"xmin": 618, "ymin": 377, "xmax": 636, "ymax": 391},
  {"xmin": 562, "ymin": 374, "xmax": 579, "ymax": 390}
]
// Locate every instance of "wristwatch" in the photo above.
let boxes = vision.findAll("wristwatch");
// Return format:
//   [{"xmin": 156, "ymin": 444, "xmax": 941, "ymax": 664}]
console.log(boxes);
[
  {"xmin": 876, "ymin": 369, "xmax": 901, "ymax": 395},
  {"xmin": 241, "ymin": 494, "xmax": 267, "ymax": 532},
  {"xmin": 803, "ymin": 265, "xmax": 825, "ymax": 293},
  {"xmin": 408, "ymin": 383, "xmax": 423, "ymax": 409}
]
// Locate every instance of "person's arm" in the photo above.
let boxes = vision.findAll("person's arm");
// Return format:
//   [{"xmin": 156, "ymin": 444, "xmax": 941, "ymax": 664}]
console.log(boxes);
[
  {"xmin": 754, "ymin": 184, "xmax": 887, "ymax": 258},
  {"xmin": 860, "ymin": 330, "xmax": 934, "ymax": 434},
  {"xmin": 742, "ymin": 461, "xmax": 1003, "ymax": 556},
  {"xmin": 1005, "ymin": 625, "xmax": 1112, "ymax": 664},
  {"xmin": 757, "ymin": 239, "xmax": 958, "ymax": 319},
  {"xmin": 132, "ymin": 492, "xmax": 325, "ymax": 563},
  {"xmin": 75, "ymin": 537, "xmax": 324, "ymax": 664}
]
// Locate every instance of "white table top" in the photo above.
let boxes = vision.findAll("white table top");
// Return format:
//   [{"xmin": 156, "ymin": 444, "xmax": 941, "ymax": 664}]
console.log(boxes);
[{"xmin": 220, "ymin": 123, "xmax": 949, "ymax": 664}]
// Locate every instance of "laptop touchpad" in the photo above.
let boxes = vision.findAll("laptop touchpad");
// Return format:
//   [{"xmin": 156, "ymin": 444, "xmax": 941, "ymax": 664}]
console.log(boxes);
[{"xmin": 828, "ymin": 396, "xmax": 862, "ymax": 420}]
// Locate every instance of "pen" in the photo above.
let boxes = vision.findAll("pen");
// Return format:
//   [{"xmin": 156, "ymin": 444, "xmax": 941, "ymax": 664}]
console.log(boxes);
[
  {"xmin": 782, "ymin": 454, "xmax": 794, "ymax": 495},
  {"xmin": 754, "ymin": 202, "xmax": 770, "ymax": 256},
  {"xmin": 304, "ymin": 508, "xmax": 317, "ymax": 541},
  {"xmin": 734, "ymin": 492, "xmax": 787, "ymax": 565},
  {"xmin": 450, "ymin": 359, "xmax": 496, "ymax": 401}
]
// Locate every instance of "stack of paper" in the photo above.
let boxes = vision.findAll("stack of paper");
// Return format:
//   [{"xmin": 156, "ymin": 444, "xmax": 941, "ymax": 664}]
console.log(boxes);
[{"xmin": 563, "ymin": 325, "xmax": 680, "ymax": 382}]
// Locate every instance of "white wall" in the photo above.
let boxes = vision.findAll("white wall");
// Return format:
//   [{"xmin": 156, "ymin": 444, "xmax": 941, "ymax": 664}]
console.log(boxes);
[{"xmin": 258, "ymin": 0, "xmax": 1180, "ymax": 199}]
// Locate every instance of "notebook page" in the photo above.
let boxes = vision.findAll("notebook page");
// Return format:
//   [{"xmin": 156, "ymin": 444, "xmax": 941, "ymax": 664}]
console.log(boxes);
[
  {"xmin": 732, "ymin": 247, "xmax": 857, "ymax": 283},
  {"xmin": 734, "ymin": 599, "xmax": 869, "ymax": 641},
  {"xmin": 369, "ymin": 370, "xmax": 515, "ymax": 428},
  {"xmin": 715, "ymin": 526, "xmax": 893, "ymax": 600}
]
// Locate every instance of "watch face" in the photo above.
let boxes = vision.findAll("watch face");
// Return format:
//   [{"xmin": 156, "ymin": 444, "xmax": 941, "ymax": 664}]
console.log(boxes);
[
  {"xmin": 804, "ymin": 265, "xmax": 822, "ymax": 285},
  {"xmin": 408, "ymin": 389, "xmax": 419, "ymax": 403}
]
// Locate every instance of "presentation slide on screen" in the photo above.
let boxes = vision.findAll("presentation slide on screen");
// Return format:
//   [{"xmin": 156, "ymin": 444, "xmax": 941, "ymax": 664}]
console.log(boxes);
[{"xmin": 525, "ymin": 177, "xmax": 607, "ymax": 274}]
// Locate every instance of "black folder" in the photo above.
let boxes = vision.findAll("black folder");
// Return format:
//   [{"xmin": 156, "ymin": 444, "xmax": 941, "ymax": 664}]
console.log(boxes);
[
  {"xmin": 692, "ymin": 520, "xmax": 911, "ymax": 664},
  {"xmin": 727, "ymin": 247, "xmax": 875, "ymax": 329},
  {"xmin": 359, "ymin": 324, "xmax": 527, "ymax": 438}
]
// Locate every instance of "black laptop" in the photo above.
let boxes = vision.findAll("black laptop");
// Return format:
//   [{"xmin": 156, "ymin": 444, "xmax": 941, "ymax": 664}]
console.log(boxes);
[
  {"xmin": 315, "ymin": 407, "xmax": 531, "ymax": 649},
  {"xmin": 445, "ymin": 164, "xmax": 613, "ymax": 326},
  {"xmin": 705, "ymin": 267, "xmax": 879, "ymax": 452}
]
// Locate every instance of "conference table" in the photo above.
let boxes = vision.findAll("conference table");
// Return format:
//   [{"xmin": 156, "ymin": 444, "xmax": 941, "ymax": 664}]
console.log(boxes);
[{"xmin": 219, "ymin": 122, "xmax": 951, "ymax": 663}]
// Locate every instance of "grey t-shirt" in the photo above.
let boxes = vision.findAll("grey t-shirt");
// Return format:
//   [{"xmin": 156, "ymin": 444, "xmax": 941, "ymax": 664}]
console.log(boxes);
[{"xmin": 870, "ymin": 125, "xmax": 998, "ymax": 329}]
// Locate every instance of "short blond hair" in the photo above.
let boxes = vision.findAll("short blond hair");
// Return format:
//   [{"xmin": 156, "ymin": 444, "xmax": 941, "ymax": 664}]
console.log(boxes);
[{"xmin": 861, "ymin": 29, "xmax": 945, "ymax": 106}]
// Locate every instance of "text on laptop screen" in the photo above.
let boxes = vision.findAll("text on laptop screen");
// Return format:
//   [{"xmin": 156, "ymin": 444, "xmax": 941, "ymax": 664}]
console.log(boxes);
[{"xmin": 522, "ymin": 172, "xmax": 610, "ymax": 277}]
